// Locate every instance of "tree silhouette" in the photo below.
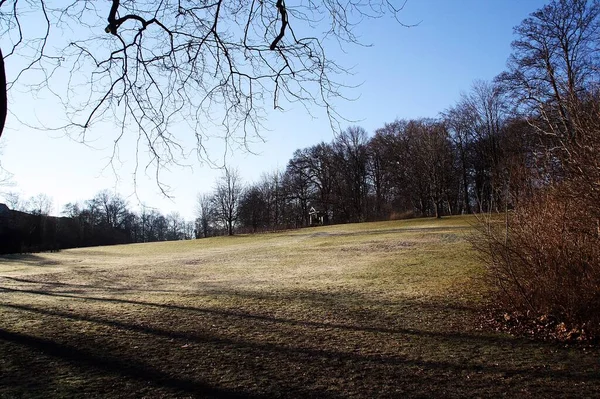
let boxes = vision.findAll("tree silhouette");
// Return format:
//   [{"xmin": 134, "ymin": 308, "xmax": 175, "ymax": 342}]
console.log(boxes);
[{"xmin": 0, "ymin": 0, "xmax": 405, "ymax": 182}]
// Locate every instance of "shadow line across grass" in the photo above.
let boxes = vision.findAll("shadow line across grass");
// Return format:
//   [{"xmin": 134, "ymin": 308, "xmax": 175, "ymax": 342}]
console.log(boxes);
[
  {"xmin": 2, "ymin": 300, "xmax": 599, "ymax": 384},
  {"xmin": 0, "ymin": 285, "xmax": 530, "ymax": 346},
  {"xmin": 1, "ymin": 217, "xmax": 599, "ymax": 398}
]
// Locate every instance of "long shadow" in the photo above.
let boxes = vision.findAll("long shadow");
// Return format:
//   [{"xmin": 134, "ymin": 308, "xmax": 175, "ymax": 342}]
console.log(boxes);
[
  {"xmin": 2, "ymin": 276, "xmax": 128, "ymax": 290},
  {"xmin": 0, "ymin": 253, "xmax": 58, "ymax": 265},
  {"xmin": 0, "ymin": 285, "xmax": 511, "ymax": 345},
  {"xmin": 2, "ymin": 302, "xmax": 598, "ymax": 384},
  {"xmin": 202, "ymin": 286, "xmax": 480, "ymax": 313},
  {"xmin": 0, "ymin": 327, "xmax": 258, "ymax": 399},
  {"xmin": 287, "ymin": 226, "xmax": 471, "ymax": 239},
  {"xmin": 1, "ymin": 276, "xmax": 479, "ymax": 313},
  {"xmin": 1, "ymin": 276, "xmax": 179, "ymax": 294}
]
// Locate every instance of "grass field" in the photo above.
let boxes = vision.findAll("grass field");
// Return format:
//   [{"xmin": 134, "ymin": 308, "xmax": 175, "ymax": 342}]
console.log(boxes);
[{"xmin": 1, "ymin": 216, "xmax": 598, "ymax": 398}]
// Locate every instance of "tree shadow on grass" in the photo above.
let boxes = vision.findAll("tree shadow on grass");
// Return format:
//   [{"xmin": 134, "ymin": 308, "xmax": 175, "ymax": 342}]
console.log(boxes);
[
  {"xmin": 1, "ymin": 285, "xmax": 495, "ymax": 343},
  {"xmin": 3, "ymin": 301, "xmax": 599, "ymax": 383},
  {"xmin": 0, "ymin": 253, "xmax": 60, "ymax": 266},
  {"xmin": 1, "ymin": 282, "xmax": 600, "ymax": 397},
  {"xmin": 0, "ymin": 276, "xmax": 478, "ymax": 312},
  {"xmin": 0, "ymin": 328, "xmax": 259, "ymax": 399},
  {"xmin": 1, "ymin": 276, "xmax": 180, "ymax": 294}
]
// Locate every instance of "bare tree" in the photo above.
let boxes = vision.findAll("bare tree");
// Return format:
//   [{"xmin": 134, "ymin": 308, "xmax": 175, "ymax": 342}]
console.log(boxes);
[
  {"xmin": 444, "ymin": 81, "xmax": 509, "ymax": 213},
  {"xmin": 166, "ymin": 211, "xmax": 184, "ymax": 240},
  {"xmin": 287, "ymin": 143, "xmax": 335, "ymax": 222},
  {"xmin": 195, "ymin": 193, "xmax": 214, "ymax": 238},
  {"xmin": 497, "ymin": 0, "xmax": 600, "ymax": 138},
  {"xmin": 497, "ymin": 0, "xmax": 600, "ymax": 216},
  {"xmin": 25, "ymin": 193, "xmax": 53, "ymax": 215},
  {"xmin": 2, "ymin": 190, "xmax": 22, "ymax": 210},
  {"xmin": 211, "ymin": 167, "xmax": 243, "ymax": 235},
  {"xmin": 0, "ymin": 0, "xmax": 406, "ymax": 187},
  {"xmin": 283, "ymin": 159, "xmax": 312, "ymax": 227},
  {"xmin": 90, "ymin": 190, "xmax": 129, "ymax": 228},
  {"xmin": 405, "ymin": 120, "xmax": 455, "ymax": 218},
  {"xmin": 332, "ymin": 126, "xmax": 369, "ymax": 222},
  {"xmin": 443, "ymin": 103, "xmax": 474, "ymax": 214},
  {"xmin": 258, "ymin": 169, "xmax": 285, "ymax": 229},
  {"xmin": 238, "ymin": 184, "xmax": 268, "ymax": 232},
  {"xmin": 183, "ymin": 221, "xmax": 195, "ymax": 240},
  {"xmin": 368, "ymin": 120, "xmax": 414, "ymax": 218}
]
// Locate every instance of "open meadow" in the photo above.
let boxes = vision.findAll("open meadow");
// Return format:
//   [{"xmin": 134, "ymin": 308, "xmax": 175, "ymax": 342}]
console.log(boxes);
[{"xmin": 1, "ymin": 216, "xmax": 599, "ymax": 398}]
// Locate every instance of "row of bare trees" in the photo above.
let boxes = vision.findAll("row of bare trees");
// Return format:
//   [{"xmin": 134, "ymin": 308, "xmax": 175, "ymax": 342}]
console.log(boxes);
[
  {"xmin": 0, "ymin": 189, "xmax": 196, "ymax": 253},
  {"xmin": 3, "ymin": 192, "xmax": 54, "ymax": 215},
  {"xmin": 196, "ymin": 95, "xmax": 525, "ymax": 235},
  {"xmin": 61, "ymin": 190, "xmax": 195, "ymax": 245}
]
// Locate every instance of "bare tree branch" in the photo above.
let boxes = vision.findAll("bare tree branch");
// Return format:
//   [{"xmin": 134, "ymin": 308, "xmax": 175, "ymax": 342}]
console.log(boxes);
[
  {"xmin": 0, "ymin": 0, "xmax": 406, "ymax": 187},
  {"xmin": 0, "ymin": 47, "xmax": 6, "ymax": 139}
]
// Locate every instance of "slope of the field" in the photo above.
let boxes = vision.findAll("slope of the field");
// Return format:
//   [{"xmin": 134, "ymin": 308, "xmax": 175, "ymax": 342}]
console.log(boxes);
[{"xmin": 0, "ymin": 216, "xmax": 598, "ymax": 398}]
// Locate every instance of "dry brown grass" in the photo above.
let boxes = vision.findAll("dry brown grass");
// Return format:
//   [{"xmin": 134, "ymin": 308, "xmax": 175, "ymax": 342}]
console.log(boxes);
[{"xmin": 1, "ymin": 216, "xmax": 598, "ymax": 398}]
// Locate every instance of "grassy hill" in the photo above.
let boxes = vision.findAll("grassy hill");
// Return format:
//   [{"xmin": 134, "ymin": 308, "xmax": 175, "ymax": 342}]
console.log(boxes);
[{"xmin": 1, "ymin": 216, "xmax": 598, "ymax": 398}]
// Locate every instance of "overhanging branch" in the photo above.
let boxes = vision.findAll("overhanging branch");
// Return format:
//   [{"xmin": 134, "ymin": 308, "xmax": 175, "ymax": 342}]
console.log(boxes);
[
  {"xmin": 270, "ymin": 0, "xmax": 288, "ymax": 50},
  {"xmin": 0, "ymin": 47, "xmax": 6, "ymax": 139}
]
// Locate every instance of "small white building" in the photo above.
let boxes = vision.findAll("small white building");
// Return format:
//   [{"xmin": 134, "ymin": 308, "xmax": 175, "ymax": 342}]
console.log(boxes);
[{"xmin": 308, "ymin": 207, "xmax": 326, "ymax": 226}]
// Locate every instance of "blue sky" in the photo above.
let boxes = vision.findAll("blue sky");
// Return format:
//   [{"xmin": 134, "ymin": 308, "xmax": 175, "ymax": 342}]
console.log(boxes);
[{"xmin": 0, "ymin": 0, "xmax": 548, "ymax": 220}]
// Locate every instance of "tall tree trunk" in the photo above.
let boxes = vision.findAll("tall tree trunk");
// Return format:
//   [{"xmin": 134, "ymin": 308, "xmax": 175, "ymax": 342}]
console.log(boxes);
[
  {"xmin": 0, "ymin": 47, "xmax": 6, "ymax": 139},
  {"xmin": 460, "ymin": 149, "xmax": 471, "ymax": 214}
]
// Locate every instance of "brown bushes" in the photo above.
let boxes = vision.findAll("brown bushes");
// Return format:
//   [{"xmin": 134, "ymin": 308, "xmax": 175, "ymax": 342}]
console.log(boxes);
[{"xmin": 476, "ymin": 185, "xmax": 600, "ymax": 336}]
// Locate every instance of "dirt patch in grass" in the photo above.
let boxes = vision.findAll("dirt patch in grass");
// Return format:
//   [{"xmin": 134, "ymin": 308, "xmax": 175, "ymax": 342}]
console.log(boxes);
[{"xmin": 1, "ymin": 216, "xmax": 599, "ymax": 398}]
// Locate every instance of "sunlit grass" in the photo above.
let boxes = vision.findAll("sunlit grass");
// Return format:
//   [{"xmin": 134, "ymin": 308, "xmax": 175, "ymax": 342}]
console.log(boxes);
[{"xmin": 0, "ymin": 215, "xmax": 598, "ymax": 398}]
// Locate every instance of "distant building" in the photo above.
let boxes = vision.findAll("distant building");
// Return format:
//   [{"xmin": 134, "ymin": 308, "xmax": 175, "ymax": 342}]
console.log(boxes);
[{"xmin": 308, "ymin": 207, "xmax": 327, "ymax": 226}]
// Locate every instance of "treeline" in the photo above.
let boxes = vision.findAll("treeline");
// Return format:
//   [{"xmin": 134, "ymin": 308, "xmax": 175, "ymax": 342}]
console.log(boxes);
[
  {"xmin": 199, "ymin": 81, "xmax": 528, "ymax": 235},
  {"xmin": 0, "ymin": 190, "xmax": 195, "ymax": 254},
  {"xmin": 61, "ymin": 190, "xmax": 195, "ymax": 244}
]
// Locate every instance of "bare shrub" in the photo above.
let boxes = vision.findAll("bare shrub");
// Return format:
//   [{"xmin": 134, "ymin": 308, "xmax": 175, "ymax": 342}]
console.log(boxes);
[{"xmin": 476, "ymin": 185, "xmax": 600, "ymax": 334}]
